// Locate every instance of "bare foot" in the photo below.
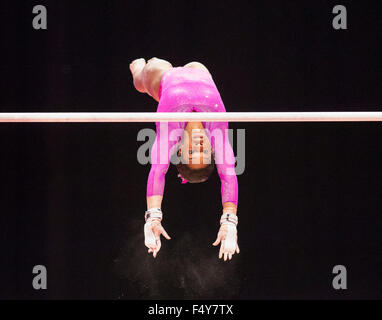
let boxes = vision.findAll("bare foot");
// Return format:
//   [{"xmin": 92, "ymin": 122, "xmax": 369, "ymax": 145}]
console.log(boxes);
[{"xmin": 129, "ymin": 58, "xmax": 147, "ymax": 93}]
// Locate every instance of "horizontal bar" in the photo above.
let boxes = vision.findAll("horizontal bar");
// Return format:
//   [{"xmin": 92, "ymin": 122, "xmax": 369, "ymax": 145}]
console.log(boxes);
[{"xmin": 0, "ymin": 112, "xmax": 382, "ymax": 122}]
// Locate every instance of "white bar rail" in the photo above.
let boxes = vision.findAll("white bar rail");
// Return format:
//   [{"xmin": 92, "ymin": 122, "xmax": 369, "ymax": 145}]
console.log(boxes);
[{"xmin": 0, "ymin": 112, "xmax": 382, "ymax": 122}]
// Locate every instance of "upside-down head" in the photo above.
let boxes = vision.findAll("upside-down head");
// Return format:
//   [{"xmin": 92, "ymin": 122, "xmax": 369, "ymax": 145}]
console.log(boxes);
[
  {"xmin": 176, "ymin": 156, "xmax": 215, "ymax": 183},
  {"xmin": 176, "ymin": 130, "xmax": 215, "ymax": 183}
]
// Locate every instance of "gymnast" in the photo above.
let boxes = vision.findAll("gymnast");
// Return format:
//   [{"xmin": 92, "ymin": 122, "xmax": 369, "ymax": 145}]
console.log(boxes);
[{"xmin": 130, "ymin": 57, "xmax": 239, "ymax": 261}]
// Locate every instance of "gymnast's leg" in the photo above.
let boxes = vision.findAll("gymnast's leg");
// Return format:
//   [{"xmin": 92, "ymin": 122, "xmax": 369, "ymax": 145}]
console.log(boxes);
[
  {"xmin": 130, "ymin": 58, "xmax": 210, "ymax": 101},
  {"xmin": 129, "ymin": 57, "xmax": 173, "ymax": 102}
]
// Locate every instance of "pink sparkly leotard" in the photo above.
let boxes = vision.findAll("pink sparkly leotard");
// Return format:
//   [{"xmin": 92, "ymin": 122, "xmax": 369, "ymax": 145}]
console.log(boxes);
[{"xmin": 147, "ymin": 67, "xmax": 238, "ymax": 206}]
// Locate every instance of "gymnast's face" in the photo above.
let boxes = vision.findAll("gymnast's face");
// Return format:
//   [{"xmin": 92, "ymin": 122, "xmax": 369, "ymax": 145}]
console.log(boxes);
[{"xmin": 178, "ymin": 129, "xmax": 212, "ymax": 169}]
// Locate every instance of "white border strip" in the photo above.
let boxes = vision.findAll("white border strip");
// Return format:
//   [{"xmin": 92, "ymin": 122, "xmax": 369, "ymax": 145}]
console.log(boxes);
[{"xmin": 0, "ymin": 112, "xmax": 382, "ymax": 122}]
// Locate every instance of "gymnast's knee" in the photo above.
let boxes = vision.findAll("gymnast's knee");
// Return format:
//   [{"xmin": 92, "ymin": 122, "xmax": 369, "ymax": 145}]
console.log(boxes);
[
  {"xmin": 142, "ymin": 58, "xmax": 172, "ymax": 97},
  {"xmin": 143, "ymin": 58, "xmax": 172, "ymax": 80}
]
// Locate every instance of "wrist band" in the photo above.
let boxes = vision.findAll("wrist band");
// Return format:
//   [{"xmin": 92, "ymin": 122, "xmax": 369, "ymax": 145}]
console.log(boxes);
[
  {"xmin": 220, "ymin": 212, "xmax": 238, "ymax": 226},
  {"xmin": 145, "ymin": 207, "xmax": 163, "ymax": 222}
]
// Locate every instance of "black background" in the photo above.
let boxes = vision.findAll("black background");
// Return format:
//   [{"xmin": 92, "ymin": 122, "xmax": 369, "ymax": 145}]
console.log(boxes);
[{"xmin": 0, "ymin": 0, "xmax": 381, "ymax": 299}]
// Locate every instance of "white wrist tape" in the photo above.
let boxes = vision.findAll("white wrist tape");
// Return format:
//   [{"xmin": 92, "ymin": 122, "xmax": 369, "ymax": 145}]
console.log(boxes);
[
  {"xmin": 145, "ymin": 207, "xmax": 163, "ymax": 222},
  {"xmin": 223, "ymin": 223, "xmax": 238, "ymax": 253},
  {"xmin": 220, "ymin": 212, "xmax": 238, "ymax": 226},
  {"xmin": 144, "ymin": 208, "xmax": 162, "ymax": 249}
]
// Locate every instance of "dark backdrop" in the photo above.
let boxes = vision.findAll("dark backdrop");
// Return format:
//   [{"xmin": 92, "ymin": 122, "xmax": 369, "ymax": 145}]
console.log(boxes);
[{"xmin": 0, "ymin": 0, "xmax": 381, "ymax": 299}]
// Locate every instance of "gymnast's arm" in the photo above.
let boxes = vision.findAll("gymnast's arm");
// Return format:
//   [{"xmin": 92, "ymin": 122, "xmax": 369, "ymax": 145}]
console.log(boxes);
[
  {"xmin": 146, "ymin": 122, "xmax": 180, "ymax": 208},
  {"xmin": 146, "ymin": 165, "xmax": 169, "ymax": 210},
  {"xmin": 212, "ymin": 132, "xmax": 239, "ymax": 261},
  {"xmin": 144, "ymin": 128, "xmax": 179, "ymax": 258},
  {"xmin": 215, "ymin": 135, "xmax": 238, "ymax": 214},
  {"xmin": 217, "ymin": 170, "xmax": 238, "ymax": 214},
  {"xmin": 146, "ymin": 135, "xmax": 170, "ymax": 210}
]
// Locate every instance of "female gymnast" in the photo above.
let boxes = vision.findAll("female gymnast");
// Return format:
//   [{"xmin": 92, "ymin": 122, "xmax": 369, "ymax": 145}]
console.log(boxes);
[{"xmin": 130, "ymin": 57, "xmax": 239, "ymax": 261}]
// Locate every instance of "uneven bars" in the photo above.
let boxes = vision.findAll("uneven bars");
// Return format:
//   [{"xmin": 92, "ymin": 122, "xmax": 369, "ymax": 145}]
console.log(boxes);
[{"xmin": 0, "ymin": 112, "xmax": 382, "ymax": 122}]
